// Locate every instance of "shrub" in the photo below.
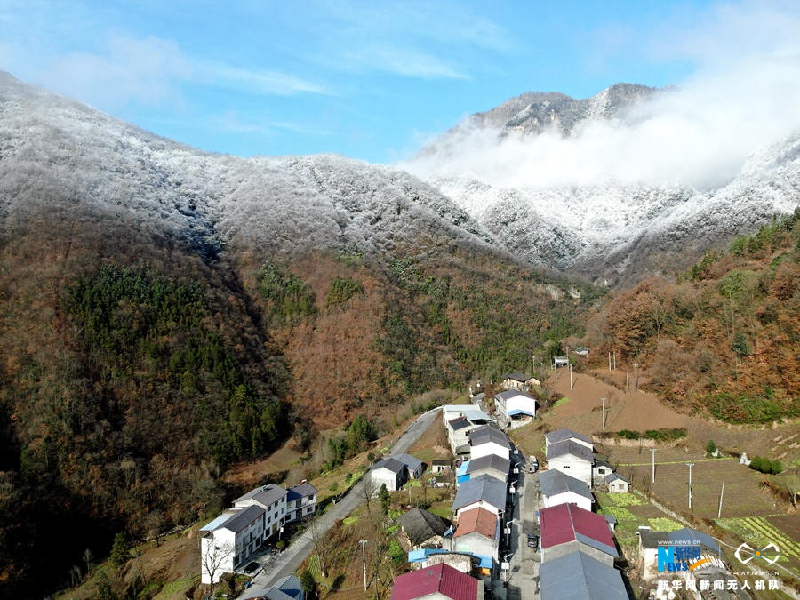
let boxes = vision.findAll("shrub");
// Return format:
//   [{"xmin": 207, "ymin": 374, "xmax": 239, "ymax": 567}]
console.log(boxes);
[
  {"xmin": 706, "ymin": 440, "xmax": 717, "ymax": 455},
  {"xmin": 749, "ymin": 456, "xmax": 783, "ymax": 475}
]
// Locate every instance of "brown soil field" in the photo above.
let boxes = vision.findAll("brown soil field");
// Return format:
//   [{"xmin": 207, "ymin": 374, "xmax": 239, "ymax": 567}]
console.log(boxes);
[{"xmin": 546, "ymin": 367, "xmax": 800, "ymax": 459}]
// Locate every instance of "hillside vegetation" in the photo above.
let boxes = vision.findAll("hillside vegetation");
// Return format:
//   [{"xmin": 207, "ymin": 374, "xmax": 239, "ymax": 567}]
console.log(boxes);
[{"xmin": 583, "ymin": 211, "xmax": 799, "ymax": 422}]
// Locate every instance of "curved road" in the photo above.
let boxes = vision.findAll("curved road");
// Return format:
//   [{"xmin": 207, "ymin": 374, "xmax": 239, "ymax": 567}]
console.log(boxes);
[{"xmin": 240, "ymin": 407, "xmax": 441, "ymax": 598}]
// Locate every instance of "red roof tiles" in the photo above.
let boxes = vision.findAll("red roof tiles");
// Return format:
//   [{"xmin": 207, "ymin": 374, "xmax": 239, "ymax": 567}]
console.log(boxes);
[
  {"xmin": 539, "ymin": 503, "xmax": 616, "ymax": 556},
  {"xmin": 390, "ymin": 563, "xmax": 477, "ymax": 600},
  {"xmin": 453, "ymin": 507, "xmax": 498, "ymax": 540}
]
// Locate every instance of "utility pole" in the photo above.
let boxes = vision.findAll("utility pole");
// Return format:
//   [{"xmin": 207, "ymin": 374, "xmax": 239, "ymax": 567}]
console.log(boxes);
[
  {"xmin": 569, "ymin": 362, "xmax": 573, "ymax": 389},
  {"xmin": 633, "ymin": 362, "xmax": 639, "ymax": 392},
  {"xmin": 686, "ymin": 462, "xmax": 695, "ymax": 510},
  {"xmin": 601, "ymin": 398, "xmax": 607, "ymax": 430},
  {"xmin": 608, "ymin": 352, "xmax": 612, "ymax": 373},
  {"xmin": 718, "ymin": 483, "xmax": 725, "ymax": 518},
  {"xmin": 650, "ymin": 448, "xmax": 656, "ymax": 484},
  {"xmin": 359, "ymin": 539, "xmax": 368, "ymax": 591}
]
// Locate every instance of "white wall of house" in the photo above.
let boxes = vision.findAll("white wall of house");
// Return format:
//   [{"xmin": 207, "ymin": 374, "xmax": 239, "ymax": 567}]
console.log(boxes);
[
  {"xmin": 370, "ymin": 468, "xmax": 401, "ymax": 492},
  {"xmin": 592, "ymin": 464, "xmax": 613, "ymax": 486},
  {"xmin": 201, "ymin": 512, "xmax": 266, "ymax": 584},
  {"xmin": 468, "ymin": 466, "xmax": 508, "ymax": 483},
  {"xmin": 470, "ymin": 443, "xmax": 510, "ymax": 461},
  {"xmin": 608, "ymin": 479, "xmax": 629, "ymax": 493},
  {"xmin": 286, "ymin": 493, "xmax": 317, "ymax": 522},
  {"xmin": 453, "ymin": 532, "xmax": 499, "ymax": 561},
  {"xmin": 540, "ymin": 491, "xmax": 592, "ymax": 512},
  {"xmin": 454, "ymin": 500, "xmax": 503, "ymax": 520},
  {"xmin": 547, "ymin": 456, "xmax": 593, "ymax": 487}
]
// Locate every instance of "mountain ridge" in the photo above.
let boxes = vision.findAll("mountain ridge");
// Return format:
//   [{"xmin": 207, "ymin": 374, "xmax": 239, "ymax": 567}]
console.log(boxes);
[{"xmin": 405, "ymin": 83, "xmax": 800, "ymax": 283}]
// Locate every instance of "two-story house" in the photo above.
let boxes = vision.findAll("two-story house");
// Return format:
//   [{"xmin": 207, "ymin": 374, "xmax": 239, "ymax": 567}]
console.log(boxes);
[
  {"xmin": 285, "ymin": 482, "xmax": 317, "ymax": 523},
  {"xmin": 200, "ymin": 505, "xmax": 266, "ymax": 584}
]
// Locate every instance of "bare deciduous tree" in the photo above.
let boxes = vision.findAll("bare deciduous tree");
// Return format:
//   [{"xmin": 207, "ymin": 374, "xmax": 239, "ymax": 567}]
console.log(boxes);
[{"xmin": 200, "ymin": 536, "xmax": 235, "ymax": 592}]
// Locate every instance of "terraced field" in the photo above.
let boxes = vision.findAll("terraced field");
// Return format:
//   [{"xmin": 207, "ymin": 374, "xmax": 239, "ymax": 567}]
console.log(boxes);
[{"xmin": 717, "ymin": 516, "xmax": 800, "ymax": 561}]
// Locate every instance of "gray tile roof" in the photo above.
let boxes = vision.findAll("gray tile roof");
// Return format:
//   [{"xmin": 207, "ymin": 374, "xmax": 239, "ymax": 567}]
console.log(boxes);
[
  {"xmin": 265, "ymin": 575, "xmax": 303, "ymax": 599},
  {"xmin": 545, "ymin": 428, "xmax": 593, "ymax": 447},
  {"xmin": 395, "ymin": 453, "xmax": 423, "ymax": 472},
  {"xmin": 398, "ymin": 507, "xmax": 450, "ymax": 546},
  {"xmin": 466, "ymin": 454, "xmax": 510, "ymax": 476},
  {"xmin": 373, "ymin": 457, "xmax": 406, "ymax": 474},
  {"xmin": 452, "ymin": 474, "xmax": 507, "ymax": 512},
  {"xmin": 495, "ymin": 389, "xmax": 536, "ymax": 402},
  {"xmin": 447, "ymin": 416, "xmax": 471, "ymax": 430},
  {"xmin": 539, "ymin": 469, "xmax": 594, "ymax": 502},
  {"xmin": 501, "ymin": 372, "xmax": 532, "ymax": 382},
  {"xmin": 546, "ymin": 439, "xmax": 594, "ymax": 462},
  {"xmin": 234, "ymin": 484, "xmax": 287, "ymax": 509},
  {"xmin": 540, "ymin": 551, "xmax": 627, "ymax": 600},
  {"xmin": 287, "ymin": 482, "xmax": 317, "ymax": 501},
  {"xmin": 604, "ymin": 473, "xmax": 629, "ymax": 484},
  {"xmin": 219, "ymin": 505, "xmax": 265, "ymax": 533},
  {"xmin": 468, "ymin": 425, "xmax": 510, "ymax": 449}
]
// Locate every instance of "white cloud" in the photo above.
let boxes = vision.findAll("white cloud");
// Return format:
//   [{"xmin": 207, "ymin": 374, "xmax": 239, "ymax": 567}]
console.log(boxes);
[
  {"xmin": 200, "ymin": 63, "xmax": 332, "ymax": 96},
  {"xmin": 301, "ymin": 0, "xmax": 513, "ymax": 79},
  {"xmin": 38, "ymin": 35, "xmax": 191, "ymax": 110},
  {"xmin": 404, "ymin": 2, "xmax": 800, "ymax": 191}
]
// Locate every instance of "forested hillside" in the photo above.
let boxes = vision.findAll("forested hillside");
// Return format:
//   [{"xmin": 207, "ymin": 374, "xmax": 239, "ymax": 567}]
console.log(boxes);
[{"xmin": 583, "ymin": 211, "xmax": 799, "ymax": 423}]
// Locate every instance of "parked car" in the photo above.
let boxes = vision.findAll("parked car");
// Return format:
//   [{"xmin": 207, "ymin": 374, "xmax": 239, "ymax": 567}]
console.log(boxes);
[
  {"xmin": 527, "ymin": 534, "xmax": 539, "ymax": 550},
  {"xmin": 243, "ymin": 561, "xmax": 261, "ymax": 574},
  {"xmin": 529, "ymin": 456, "xmax": 539, "ymax": 473}
]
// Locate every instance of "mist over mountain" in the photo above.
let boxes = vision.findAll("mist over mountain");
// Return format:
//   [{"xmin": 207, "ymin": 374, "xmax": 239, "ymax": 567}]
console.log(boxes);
[{"xmin": 403, "ymin": 80, "xmax": 800, "ymax": 282}]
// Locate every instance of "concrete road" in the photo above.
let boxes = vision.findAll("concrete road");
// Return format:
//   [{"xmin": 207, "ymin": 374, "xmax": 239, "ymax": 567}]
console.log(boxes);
[
  {"xmin": 506, "ymin": 450, "xmax": 540, "ymax": 600},
  {"xmin": 239, "ymin": 408, "xmax": 441, "ymax": 598}
]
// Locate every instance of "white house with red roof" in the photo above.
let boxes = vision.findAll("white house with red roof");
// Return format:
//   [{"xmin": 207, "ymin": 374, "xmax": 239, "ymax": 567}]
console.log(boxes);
[
  {"xmin": 538, "ymin": 503, "xmax": 619, "ymax": 566},
  {"xmin": 390, "ymin": 563, "xmax": 484, "ymax": 600},
  {"xmin": 452, "ymin": 506, "xmax": 500, "ymax": 564}
]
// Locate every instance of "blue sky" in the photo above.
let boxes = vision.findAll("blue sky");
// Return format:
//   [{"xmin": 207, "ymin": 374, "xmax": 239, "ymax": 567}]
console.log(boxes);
[{"xmin": 1, "ymin": 1, "xmax": 798, "ymax": 164}]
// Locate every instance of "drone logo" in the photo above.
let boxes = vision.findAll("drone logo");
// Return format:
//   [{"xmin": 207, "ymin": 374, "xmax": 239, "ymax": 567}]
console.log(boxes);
[{"xmin": 735, "ymin": 542, "xmax": 780, "ymax": 565}]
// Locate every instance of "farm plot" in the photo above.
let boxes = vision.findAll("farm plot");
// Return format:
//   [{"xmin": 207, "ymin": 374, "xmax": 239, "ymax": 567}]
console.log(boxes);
[
  {"xmin": 716, "ymin": 515, "xmax": 800, "ymax": 581},
  {"xmin": 618, "ymin": 459, "xmax": 781, "ymax": 519}
]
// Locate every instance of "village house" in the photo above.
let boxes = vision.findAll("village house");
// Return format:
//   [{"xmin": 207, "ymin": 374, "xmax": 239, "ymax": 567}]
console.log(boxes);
[
  {"xmin": 408, "ymin": 551, "xmax": 474, "ymax": 574},
  {"xmin": 452, "ymin": 506, "xmax": 501, "ymax": 565},
  {"xmin": 493, "ymin": 389, "xmax": 537, "ymax": 429},
  {"xmin": 500, "ymin": 372, "xmax": 540, "ymax": 391},
  {"xmin": 452, "ymin": 474, "xmax": 507, "ymax": 519},
  {"xmin": 468, "ymin": 426, "xmax": 511, "ymax": 461},
  {"xmin": 539, "ymin": 550, "xmax": 627, "ymax": 600},
  {"xmin": 465, "ymin": 454, "xmax": 510, "ymax": 483},
  {"xmin": 284, "ymin": 482, "xmax": 317, "ymax": 523},
  {"xmin": 395, "ymin": 453, "xmax": 425, "ymax": 479},
  {"xmin": 592, "ymin": 459, "xmax": 614, "ymax": 487},
  {"xmin": 233, "ymin": 484, "xmax": 287, "ymax": 538},
  {"xmin": 370, "ymin": 457, "xmax": 407, "ymax": 492},
  {"xmin": 398, "ymin": 507, "xmax": 450, "ymax": 551},
  {"xmin": 390, "ymin": 563, "xmax": 484, "ymax": 600},
  {"xmin": 604, "ymin": 472, "xmax": 630, "ymax": 493},
  {"xmin": 546, "ymin": 439, "xmax": 594, "ymax": 487},
  {"xmin": 445, "ymin": 416, "xmax": 474, "ymax": 457},
  {"xmin": 431, "ymin": 459, "xmax": 452, "ymax": 474},
  {"xmin": 538, "ymin": 503, "xmax": 619, "ymax": 566},
  {"xmin": 200, "ymin": 505, "xmax": 266, "ymax": 584},
  {"xmin": 442, "ymin": 404, "xmax": 494, "ymax": 426},
  {"xmin": 545, "ymin": 428, "xmax": 594, "ymax": 452},
  {"xmin": 538, "ymin": 469, "xmax": 594, "ymax": 512}
]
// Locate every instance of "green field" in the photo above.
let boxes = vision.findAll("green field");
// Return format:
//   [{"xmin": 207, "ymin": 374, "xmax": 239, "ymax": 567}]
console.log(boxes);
[{"xmin": 717, "ymin": 516, "xmax": 800, "ymax": 561}]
